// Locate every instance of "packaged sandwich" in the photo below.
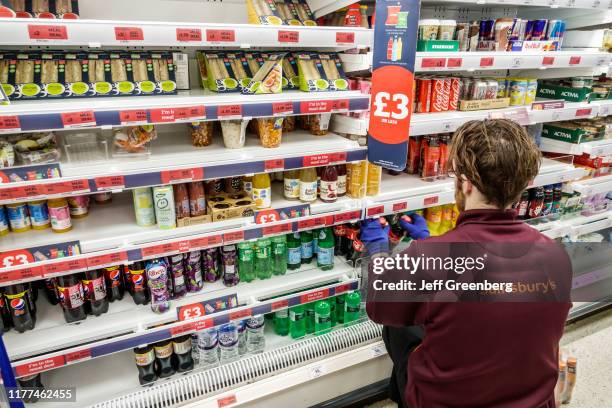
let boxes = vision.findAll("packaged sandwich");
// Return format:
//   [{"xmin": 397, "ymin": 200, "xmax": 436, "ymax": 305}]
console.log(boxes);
[
  {"xmin": 195, "ymin": 51, "xmax": 208, "ymax": 89},
  {"xmin": 205, "ymin": 53, "xmax": 240, "ymax": 93},
  {"xmin": 297, "ymin": 53, "xmax": 349, "ymax": 92},
  {"xmin": 275, "ymin": 0, "xmax": 301, "ymax": 25},
  {"xmin": 129, "ymin": 52, "xmax": 156, "ymax": 95},
  {"xmin": 246, "ymin": 0, "xmax": 283, "ymax": 25},
  {"xmin": 0, "ymin": 140, "xmax": 15, "ymax": 168},
  {"xmin": 113, "ymin": 125, "xmax": 157, "ymax": 157},
  {"xmin": 52, "ymin": 0, "xmax": 79, "ymax": 18},
  {"xmin": 150, "ymin": 52, "xmax": 177, "ymax": 94},
  {"xmin": 0, "ymin": 52, "xmax": 16, "ymax": 100},
  {"xmin": 244, "ymin": 53, "xmax": 284, "ymax": 94},
  {"xmin": 63, "ymin": 52, "xmax": 88, "ymax": 97},
  {"xmin": 245, "ymin": 52, "xmax": 264, "ymax": 77},
  {"xmin": 109, "ymin": 52, "xmax": 133, "ymax": 96},
  {"xmin": 12, "ymin": 52, "xmax": 42, "ymax": 99},
  {"xmin": 9, "ymin": 132, "xmax": 61, "ymax": 164},
  {"xmin": 226, "ymin": 52, "xmax": 254, "ymax": 92},
  {"xmin": 40, "ymin": 52, "xmax": 66, "ymax": 98},
  {"xmin": 282, "ymin": 53, "xmax": 299, "ymax": 89},
  {"xmin": 292, "ymin": 0, "xmax": 316, "ymax": 26},
  {"xmin": 86, "ymin": 52, "xmax": 113, "ymax": 96}
]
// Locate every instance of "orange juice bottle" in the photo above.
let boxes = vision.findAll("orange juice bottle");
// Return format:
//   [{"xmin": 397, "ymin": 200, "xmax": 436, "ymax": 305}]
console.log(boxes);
[
  {"xmin": 366, "ymin": 162, "xmax": 382, "ymax": 197},
  {"xmin": 252, "ymin": 173, "xmax": 271, "ymax": 209}
]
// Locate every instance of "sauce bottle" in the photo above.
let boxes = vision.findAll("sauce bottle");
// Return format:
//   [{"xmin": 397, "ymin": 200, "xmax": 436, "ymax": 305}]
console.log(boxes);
[
  {"xmin": 252, "ymin": 173, "xmax": 271, "ymax": 209},
  {"xmin": 299, "ymin": 168, "xmax": 318, "ymax": 202},
  {"xmin": 336, "ymin": 164, "xmax": 347, "ymax": 197},
  {"xmin": 320, "ymin": 166, "xmax": 338, "ymax": 203}
]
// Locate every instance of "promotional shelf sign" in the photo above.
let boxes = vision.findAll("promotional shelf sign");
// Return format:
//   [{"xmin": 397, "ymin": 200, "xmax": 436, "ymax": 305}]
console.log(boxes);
[{"xmin": 367, "ymin": 0, "xmax": 420, "ymax": 171}]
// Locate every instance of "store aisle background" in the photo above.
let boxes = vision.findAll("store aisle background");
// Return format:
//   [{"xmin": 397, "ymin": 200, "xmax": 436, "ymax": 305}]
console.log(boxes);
[{"xmin": 364, "ymin": 308, "xmax": 612, "ymax": 408}]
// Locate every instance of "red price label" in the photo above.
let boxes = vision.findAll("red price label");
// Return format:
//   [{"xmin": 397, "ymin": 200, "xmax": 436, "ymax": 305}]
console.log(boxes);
[
  {"xmin": 206, "ymin": 29, "xmax": 236, "ymax": 42},
  {"xmin": 336, "ymin": 32, "xmax": 355, "ymax": 44},
  {"xmin": 61, "ymin": 111, "xmax": 96, "ymax": 128},
  {"xmin": 272, "ymin": 102, "xmax": 294, "ymax": 115},
  {"xmin": 23, "ymin": 184, "xmax": 43, "ymax": 198},
  {"xmin": 86, "ymin": 252, "xmax": 127, "ymax": 269},
  {"xmin": 392, "ymin": 202, "xmax": 408, "ymax": 212},
  {"xmin": 264, "ymin": 159, "xmax": 285, "ymax": 172},
  {"xmin": 176, "ymin": 28, "xmax": 203, "ymax": 42},
  {"xmin": 176, "ymin": 240, "xmax": 190, "ymax": 253},
  {"xmin": 43, "ymin": 258, "xmax": 87, "ymax": 276},
  {"xmin": 142, "ymin": 243, "xmax": 176, "ymax": 258},
  {"xmin": 479, "ymin": 57, "xmax": 494, "ymax": 67},
  {"xmin": 421, "ymin": 58, "xmax": 446, "ymax": 68},
  {"xmin": 70, "ymin": 179, "xmax": 90, "ymax": 193},
  {"xmin": 114, "ymin": 26, "xmax": 144, "ymax": 41},
  {"xmin": 27, "ymin": 24, "xmax": 68, "ymax": 40},
  {"xmin": 303, "ymin": 154, "xmax": 331, "ymax": 167},
  {"xmin": 217, "ymin": 395, "xmax": 238, "ymax": 408},
  {"xmin": 297, "ymin": 217, "xmax": 324, "ymax": 230},
  {"xmin": 262, "ymin": 223, "xmax": 292, "ymax": 236},
  {"xmin": 65, "ymin": 349, "xmax": 92, "ymax": 364},
  {"xmin": 271, "ymin": 300, "xmax": 289, "ymax": 310},
  {"xmin": 278, "ymin": 30, "xmax": 300, "ymax": 43},
  {"xmin": 334, "ymin": 283, "xmax": 351, "ymax": 295},
  {"xmin": 447, "ymin": 58, "xmax": 462, "ymax": 68},
  {"xmin": 542, "ymin": 56, "xmax": 555, "ymax": 66},
  {"xmin": 331, "ymin": 99, "xmax": 350, "ymax": 112},
  {"xmin": 150, "ymin": 106, "xmax": 205, "ymax": 123},
  {"xmin": 423, "ymin": 196, "xmax": 439, "ymax": 206},
  {"xmin": 329, "ymin": 152, "xmax": 348, "ymax": 164},
  {"xmin": 15, "ymin": 356, "xmax": 65, "ymax": 377},
  {"xmin": 44, "ymin": 181, "xmax": 72, "ymax": 196},
  {"xmin": 189, "ymin": 235, "xmax": 223, "ymax": 249},
  {"xmin": 94, "ymin": 176, "xmax": 125, "ymax": 191},
  {"xmin": 170, "ymin": 322, "xmax": 194, "ymax": 336},
  {"xmin": 367, "ymin": 205, "xmax": 384, "ymax": 217},
  {"xmin": 334, "ymin": 210, "xmax": 361, "ymax": 223},
  {"xmin": 178, "ymin": 303, "xmax": 206, "ymax": 321},
  {"xmin": 223, "ymin": 231, "xmax": 244, "ymax": 244},
  {"xmin": 569, "ymin": 56, "xmax": 581, "ymax": 65},
  {"xmin": 0, "ymin": 116, "xmax": 21, "ymax": 132},
  {"xmin": 576, "ymin": 108, "xmax": 592, "ymax": 117},
  {"xmin": 0, "ymin": 249, "xmax": 35, "ymax": 269},
  {"xmin": 300, "ymin": 288, "xmax": 330, "ymax": 304},
  {"xmin": 256, "ymin": 209, "xmax": 281, "ymax": 224},
  {"xmin": 194, "ymin": 319, "xmax": 213, "ymax": 331},
  {"xmin": 161, "ymin": 168, "xmax": 204, "ymax": 184},
  {"xmin": 0, "ymin": 266, "xmax": 42, "ymax": 284},
  {"xmin": 217, "ymin": 105, "xmax": 243, "ymax": 118},
  {"xmin": 300, "ymin": 101, "xmax": 331, "ymax": 114},
  {"xmin": 229, "ymin": 309, "xmax": 252, "ymax": 321},
  {"xmin": 119, "ymin": 110, "xmax": 148, "ymax": 125}
]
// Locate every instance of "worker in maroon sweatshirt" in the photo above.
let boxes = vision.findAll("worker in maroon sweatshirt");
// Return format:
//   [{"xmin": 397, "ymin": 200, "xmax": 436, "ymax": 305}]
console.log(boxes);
[{"xmin": 362, "ymin": 119, "xmax": 573, "ymax": 408}]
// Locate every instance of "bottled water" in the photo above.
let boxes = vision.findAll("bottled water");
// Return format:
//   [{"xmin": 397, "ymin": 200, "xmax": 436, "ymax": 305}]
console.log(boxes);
[
  {"xmin": 191, "ymin": 332, "xmax": 200, "ymax": 366},
  {"xmin": 246, "ymin": 315, "xmax": 266, "ymax": 354},
  {"xmin": 237, "ymin": 320, "xmax": 248, "ymax": 355},
  {"xmin": 197, "ymin": 328, "xmax": 219, "ymax": 367},
  {"xmin": 219, "ymin": 323, "xmax": 240, "ymax": 363}
]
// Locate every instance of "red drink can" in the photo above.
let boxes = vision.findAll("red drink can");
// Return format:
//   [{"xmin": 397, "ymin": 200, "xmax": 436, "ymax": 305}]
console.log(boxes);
[
  {"xmin": 485, "ymin": 80, "xmax": 499, "ymax": 99},
  {"xmin": 442, "ymin": 78, "xmax": 451, "ymax": 111},
  {"xmin": 416, "ymin": 77, "xmax": 432, "ymax": 113},
  {"xmin": 448, "ymin": 77, "xmax": 461, "ymax": 111},
  {"xmin": 430, "ymin": 77, "xmax": 448, "ymax": 112}
]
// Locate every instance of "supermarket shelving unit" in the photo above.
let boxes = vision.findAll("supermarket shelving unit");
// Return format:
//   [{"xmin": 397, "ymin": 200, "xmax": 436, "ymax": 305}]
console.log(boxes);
[{"xmin": 0, "ymin": 0, "xmax": 611, "ymax": 406}]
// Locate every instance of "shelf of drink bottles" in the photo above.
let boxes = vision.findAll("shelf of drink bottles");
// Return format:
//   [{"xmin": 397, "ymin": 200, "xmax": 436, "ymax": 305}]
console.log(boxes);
[
  {"xmin": 0, "ymin": 89, "xmax": 369, "ymax": 136},
  {"xmin": 428, "ymin": 0, "xmax": 612, "ymax": 9},
  {"xmin": 7, "ymin": 257, "xmax": 358, "ymax": 377},
  {"xmin": 416, "ymin": 50, "xmax": 611, "ymax": 72},
  {"xmin": 0, "ymin": 188, "xmax": 364, "ymax": 287},
  {"xmin": 0, "ymin": 131, "xmax": 367, "ymax": 204},
  {"xmin": 0, "ymin": 17, "xmax": 374, "ymax": 49},
  {"xmin": 36, "ymin": 320, "xmax": 385, "ymax": 408},
  {"xmin": 331, "ymin": 99, "xmax": 607, "ymax": 137}
]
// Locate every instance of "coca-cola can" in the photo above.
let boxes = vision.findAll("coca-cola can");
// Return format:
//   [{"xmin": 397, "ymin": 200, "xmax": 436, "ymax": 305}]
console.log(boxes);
[
  {"xmin": 459, "ymin": 77, "xmax": 472, "ymax": 100},
  {"xmin": 430, "ymin": 77, "xmax": 448, "ymax": 113},
  {"xmin": 485, "ymin": 80, "xmax": 499, "ymax": 99},
  {"xmin": 416, "ymin": 77, "xmax": 432, "ymax": 113},
  {"xmin": 469, "ymin": 79, "xmax": 488, "ymax": 101},
  {"xmin": 448, "ymin": 77, "xmax": 461, "ymax": 111},
  {"xmin": 442, "ymin": 78, "xmax": 451, "ymax": 111}
]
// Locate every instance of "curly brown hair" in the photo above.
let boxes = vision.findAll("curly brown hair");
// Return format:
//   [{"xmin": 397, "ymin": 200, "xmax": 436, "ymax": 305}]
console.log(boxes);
[{"xmin": 449, "ymin": 119, "xmax": 542, "ymax": 209}]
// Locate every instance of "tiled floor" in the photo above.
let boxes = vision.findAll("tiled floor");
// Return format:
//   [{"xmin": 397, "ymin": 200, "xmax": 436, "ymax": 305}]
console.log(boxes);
[{"xmin": 364, "ymin": 308, "xmax": 612, "ymax": 408}]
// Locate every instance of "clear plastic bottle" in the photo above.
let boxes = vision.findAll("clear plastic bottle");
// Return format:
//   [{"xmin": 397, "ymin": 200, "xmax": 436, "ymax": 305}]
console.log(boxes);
[
  {"xmin": 300, "ymin": 230, "xmax": 314, "ymax": 264},
  {"xmin": 237, "ymin": 319, "xmax": 248, "ymax": 355},
  {"xmin": 218, "ymin": 323, "xmax": 239, "ymax": 363},
  {"xmin": 197, "ymin": 327, "xmax": 219, "ymax": 367},
  {"xmin": 246, "ymin": 315, "xmax": 266, "ymax": 354}
]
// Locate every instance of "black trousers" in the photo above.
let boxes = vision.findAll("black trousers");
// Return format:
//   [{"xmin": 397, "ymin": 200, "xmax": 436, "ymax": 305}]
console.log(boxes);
[{"xmin": 382, "ymin": 325, "xmax": 425, "ymax": 408}]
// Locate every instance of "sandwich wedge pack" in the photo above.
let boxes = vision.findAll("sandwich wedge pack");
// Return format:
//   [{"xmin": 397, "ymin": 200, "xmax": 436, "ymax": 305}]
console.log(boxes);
[
  {"xmin": 243, "ymin": 53, "xmax": 285, "ymax": 94},
  {"xmin": 297, "ymin": 53, "xmax": 349, "ymax": 92}
]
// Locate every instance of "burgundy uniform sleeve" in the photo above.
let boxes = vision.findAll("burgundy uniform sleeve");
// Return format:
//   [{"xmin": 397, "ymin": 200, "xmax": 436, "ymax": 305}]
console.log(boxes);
[{"xmin": 365, "ymin": 241, "xmax": 426, "ymax": 327}]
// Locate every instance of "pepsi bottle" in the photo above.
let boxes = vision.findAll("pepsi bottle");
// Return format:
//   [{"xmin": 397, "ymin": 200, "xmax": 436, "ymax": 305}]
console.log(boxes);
[
  {"xmin": 134, "ymin": 345, "xmax": 158, "ymax": 385},
  {"xmin": 173, "ymin": 335, "xmax": 194, "ymax": 372},
  {"xmin": 127, "ymin": 262, "xmax": 149, "ymax": 305},
  {"xmin": 4, "ymin": 284, "xmax": 36, "ymax": 332},
  {"xmin": 82, "ymin": 269, "xmax": 109, "ymax": 316},
  {"xmin": 43, "ymin": 278, "xmax": 59, "ymax": 305},
  {"xmin": 0, "ymin": 289, "xmax": 13, "ymax": 332},
  {"xmin": 153, "ymin": 339, "xmax": 175, "ymax": 378},
  {"xmin": 104, "ymin": 265, "xmax": 125, "ymax": 301},
  {"xmin": 25, "ymin": 283, "xmax": 37, "ymax": 314},
  {"xmin": 56, "ymin": 274, "xmax": 87, "ymax": 323}
]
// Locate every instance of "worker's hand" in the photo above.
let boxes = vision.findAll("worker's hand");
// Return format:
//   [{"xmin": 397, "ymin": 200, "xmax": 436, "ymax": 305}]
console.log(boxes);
[
  {"xmin": 360, "ymin": 218, "xmax": 389, "ymax": 256},
  {"xmin": 399, "ymin": 213, "xmax": 430, "ymax": 240}
]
